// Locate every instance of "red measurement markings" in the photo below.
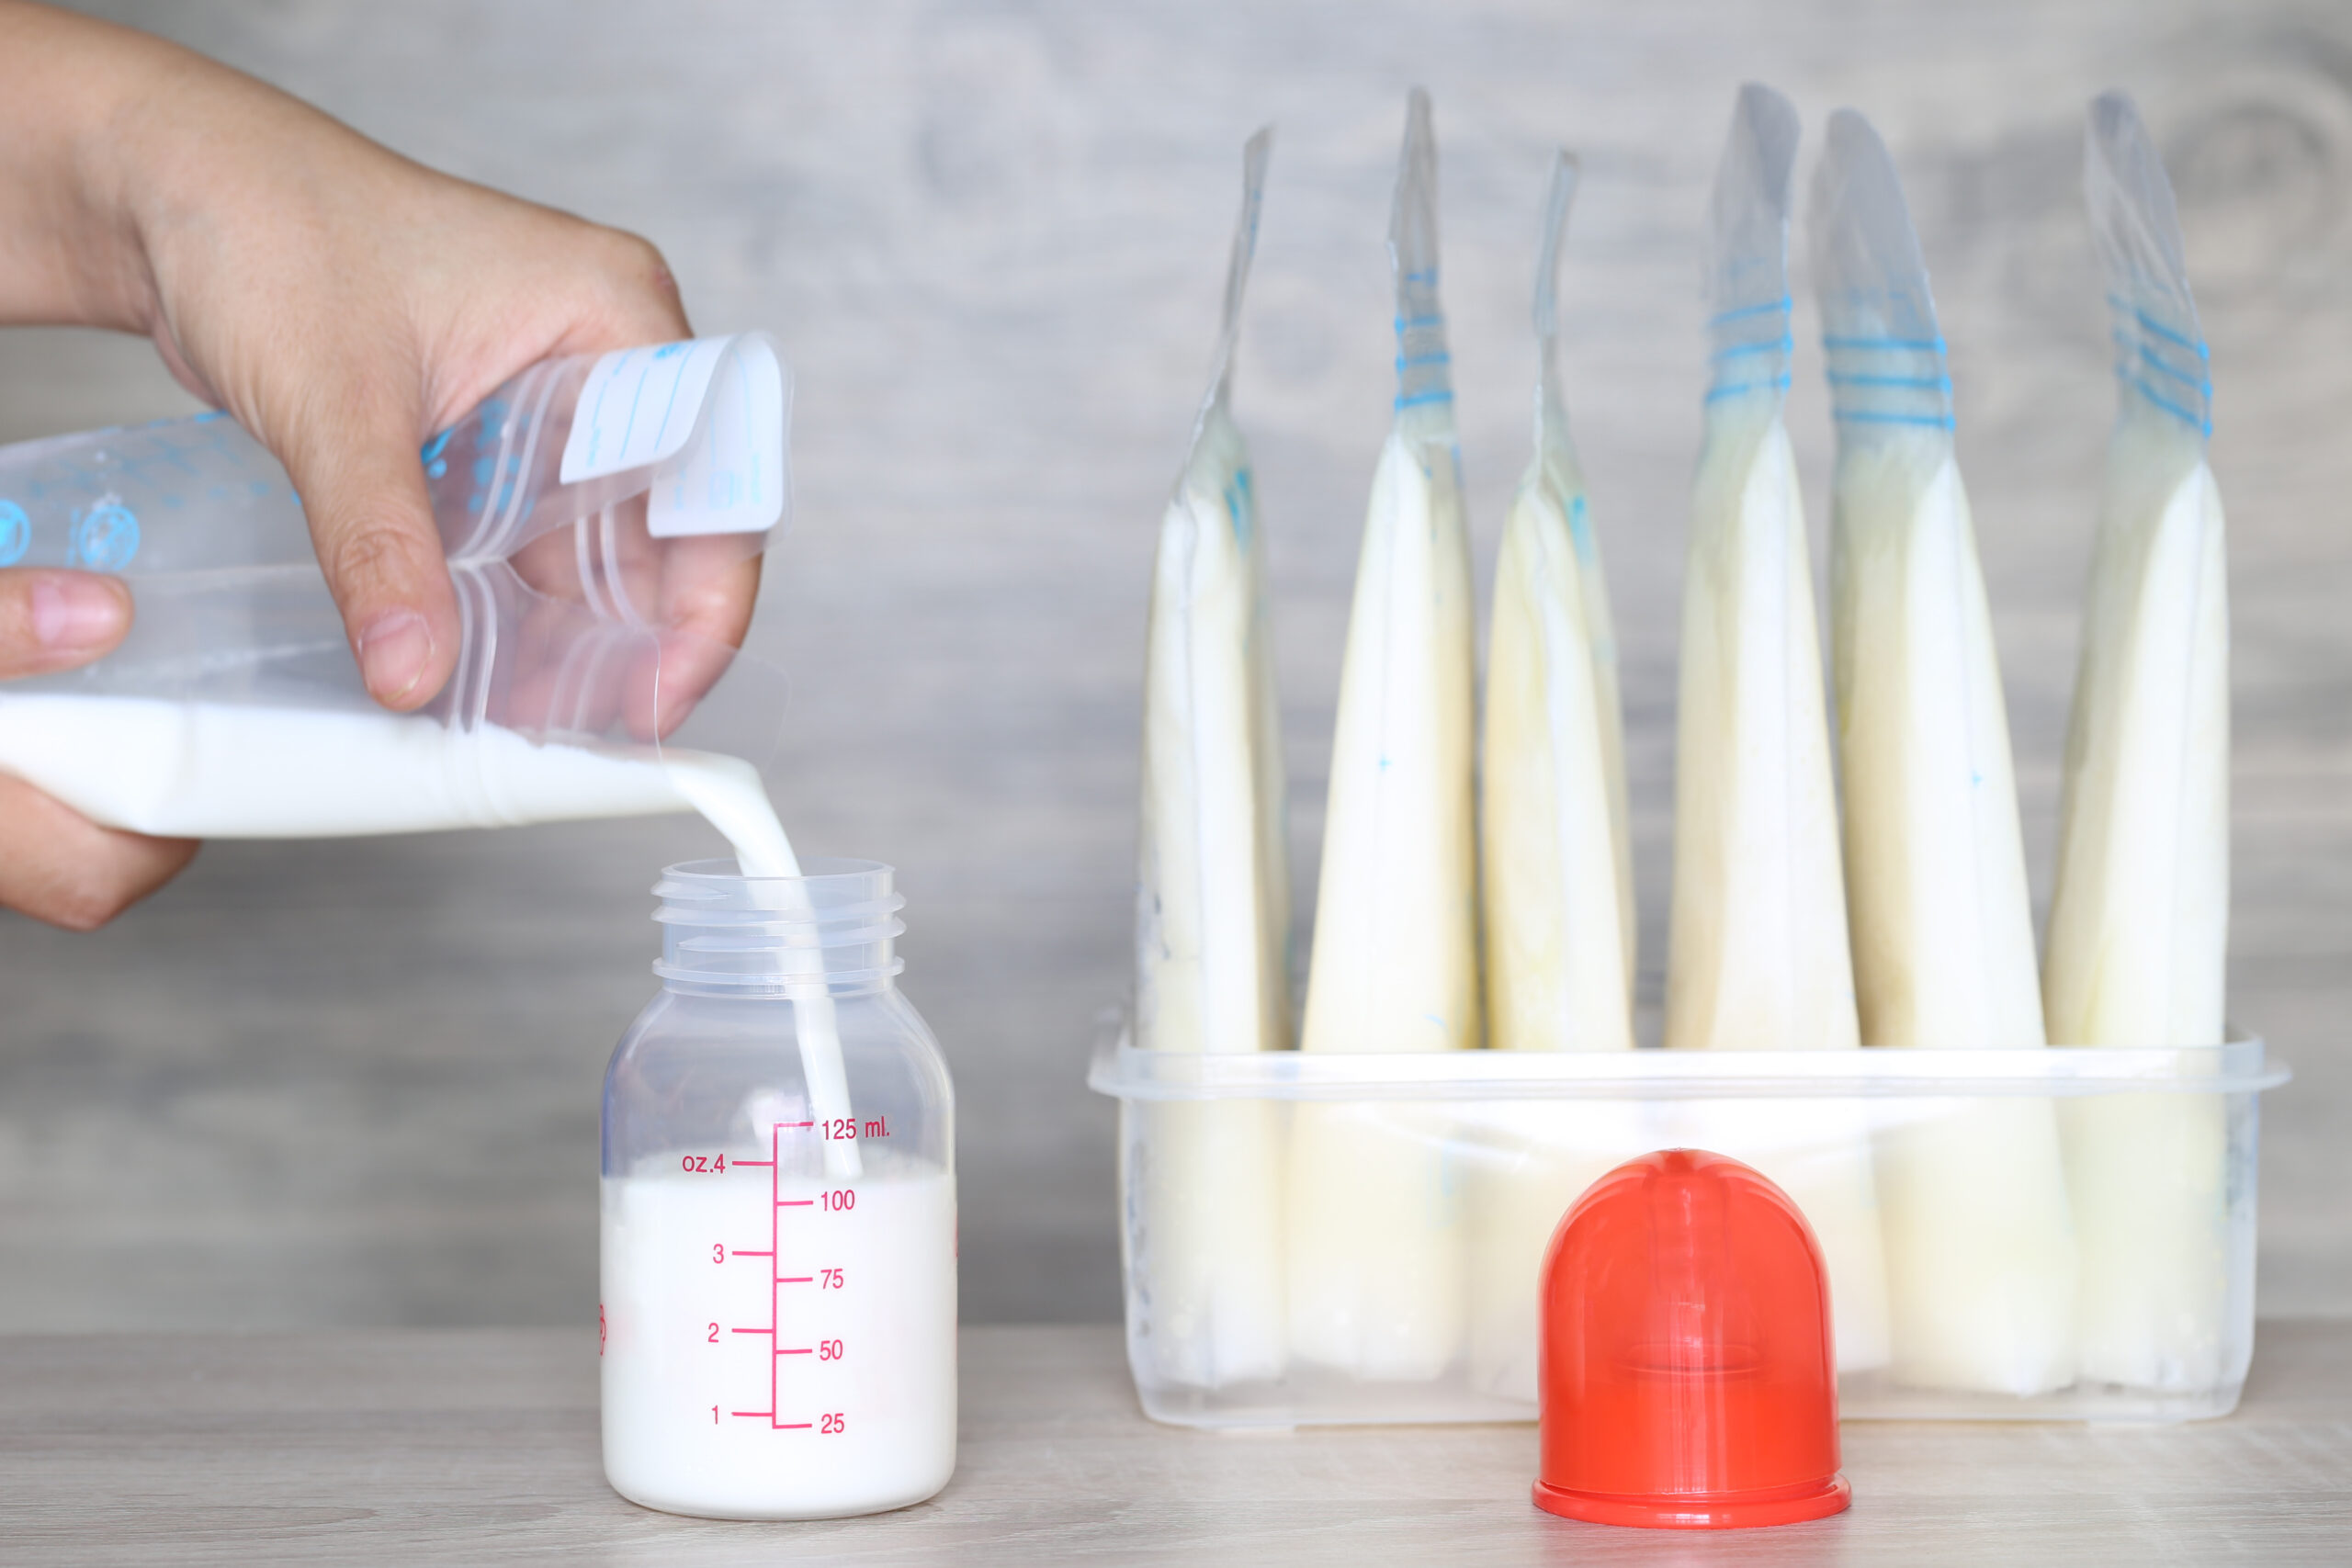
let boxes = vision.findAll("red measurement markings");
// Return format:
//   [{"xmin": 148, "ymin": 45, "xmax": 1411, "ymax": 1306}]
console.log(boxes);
[
  {"xmin": 746, "ymin": 1118, "xmax": 842, "ymax": 1432},
  {"xmin": 770, "ymin": 1122, "xmax": 780, "ymax": 1427},
  {"xmin": 732, "ymin": 1249, "xmax": 773, "ymax": 1258}
]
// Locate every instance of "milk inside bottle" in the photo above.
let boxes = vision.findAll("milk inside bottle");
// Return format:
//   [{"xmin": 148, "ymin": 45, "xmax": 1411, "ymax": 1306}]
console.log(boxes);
[{"xmin": 0, "ymin": 333, "xmax": 792, "ymax": 839}]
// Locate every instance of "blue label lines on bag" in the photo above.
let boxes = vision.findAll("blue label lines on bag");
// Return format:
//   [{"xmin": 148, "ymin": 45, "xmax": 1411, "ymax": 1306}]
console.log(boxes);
[
  {"xmin": 419, "ymin": 426, "xmax": 456, "ymax": 479},
  {"xmin": 1711, "ymin": 334, "xmax": 1795, "ymax": 362},
  {"xmin": 1705, "ymin": 373, "xmax": 1792, "ymax": 404},
  {"xmin": 1706, "ymin": 296, "xmax": 1793, "ymax": 404},
  {"xmin": 562, "ymin": 338, "xmax": 733, "ymax": 481},
  {"xmin": 1567, "ymin": 493, "xmax": 1597, "ymax": 565},
  {"xmin": 1819, "ymin": 331, "xmax": 1954, "ymax": 431},
  {"xmin": 0, "ymin": 501, "xmax": 27, "ymax": 567},
  {"xmin": 560, "ymin": 333, "xmax": 790, "ymax": 538},
  {"xmin": 1222, "ymin": 467, "xmax": 1256, "ymax": 548},
  {"xmin": 71, "ymin": 500, "xmax": 139, "ymax": 570}
]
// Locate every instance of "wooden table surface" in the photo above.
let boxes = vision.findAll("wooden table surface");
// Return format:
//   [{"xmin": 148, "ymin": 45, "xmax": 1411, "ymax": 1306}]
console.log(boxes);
[{"xmin": 6, "ymin": 1323, "xmax": 2347, "ymax": 1565}]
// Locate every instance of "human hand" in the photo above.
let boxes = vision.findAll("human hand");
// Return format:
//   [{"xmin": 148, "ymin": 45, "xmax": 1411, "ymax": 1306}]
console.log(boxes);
[
  {"xmin": 0, "ymin": 5, "xmax": 763, "ymax": 927},
  {"xmin": 0, "ymin": 570, "xmax": 198, "ymax": 928},
  {"xmin": 0, "ymin": 3, "xmax": 762, "ymax": 713}
]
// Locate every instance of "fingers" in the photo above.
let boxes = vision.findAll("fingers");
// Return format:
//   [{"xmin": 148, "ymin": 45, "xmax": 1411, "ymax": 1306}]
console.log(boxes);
[
  {"xmin": 269, "ymin": 218, "xmax": 684, "ymax": 716},
  {"xmin": 0, "ymin": 569, "xmax": 132, "ymax": 679},
  {"xmin": 628, "ymin": 544, "xmax": 763, "ymax": 739},
  {"xmin": 0, "ymin": 570, "xmax": 187, "ymax": 928},
  {"xmin": 271, "ymin": 391, "xmax": 463, "ymax": 711},
  {"xmin": 662, "ymin": 541, "xmax": 763, "ymax": 655},
  {"xmin": 0, "ymin": 773, "xmax": 198, "ymax": 931},
  {"xmin": 653, "ymin": 548, "xmax": 765, "ymax": 722}
]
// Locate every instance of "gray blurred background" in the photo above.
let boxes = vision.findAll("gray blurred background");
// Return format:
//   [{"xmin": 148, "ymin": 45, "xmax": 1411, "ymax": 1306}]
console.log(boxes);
[{"xmin": 0, "ymin": 0, "xmax": 2344, "ymax": 1328}]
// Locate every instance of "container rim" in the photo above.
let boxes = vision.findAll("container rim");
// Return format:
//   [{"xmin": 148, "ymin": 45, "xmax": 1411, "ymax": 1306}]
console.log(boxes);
[
  {"xmin": 659, "ymin": 856, "xmax": 890, "ymax": 888},
  {"xmin": 1086, "ymin": 1030, "xmax": 2289, "ymax": 1101}
]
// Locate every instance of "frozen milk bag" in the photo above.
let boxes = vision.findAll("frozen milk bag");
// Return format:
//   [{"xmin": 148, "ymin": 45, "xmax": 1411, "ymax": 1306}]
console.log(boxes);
[
  {"xmin": 1469, "ymin": 150, "xmax": 1637, "ymax": 1400},
  {"xmin": 0, "ymin": 334, "xmax": 791, "ymax": 836},
  {"xmin": 1662, "ymin": 85, "xmax": 1891, "ymax": 1374},
  {"xmin": 1811, "ymin": 109, "xmax": 2077, "ymax": 1395},
  {"xmin": 1130, "ymin": 128, "xmax": 1293, "ymax": 1389},
  {"xmin": 2045, "ymin": 93, "xmax": 2234, "ymax": 1393},
  {"xmin": 1289, "ymin": 89, "xmax": 1479, "ymax": 1382}
]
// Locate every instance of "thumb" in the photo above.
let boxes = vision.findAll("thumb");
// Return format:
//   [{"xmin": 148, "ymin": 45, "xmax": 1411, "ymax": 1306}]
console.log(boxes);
[{"xmin": 276, "ymin": 390, "xmax": 462, "ymax": 712}]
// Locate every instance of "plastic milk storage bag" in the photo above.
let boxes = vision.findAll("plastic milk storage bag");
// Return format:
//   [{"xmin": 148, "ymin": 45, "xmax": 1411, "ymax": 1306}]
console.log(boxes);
[
  {"xmin": 0, "ymin": 334, "xmax": 791, "ymax": 837},
  {"xmin": 1810, "ymin": 111, "xmax": 2079, "ymax": 1396},
  {"xmin": 2045, "ymin": 94, "xmax": 2236, "ymax": 1395},
  {"xmin": 1288, "ymin": 89, "xmax": 1481, "ymax": 1382},
  {"xmin": 1467, "ymin": 150, "xmax": 1640, "ymax": 1402},
  {"xmin": 1661, "ymin": 85, "xmax": 1891, "ymax": 1375},
  {"xmin": 1129, "ymin": 129, "xmax": 1294, "ymax": 1393}
]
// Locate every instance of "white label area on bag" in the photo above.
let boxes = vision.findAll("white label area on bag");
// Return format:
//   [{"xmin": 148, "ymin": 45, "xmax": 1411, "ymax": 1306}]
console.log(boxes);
[{"xmin": 558, "ymin": 334, "xmax": 790, "ymax": 537}]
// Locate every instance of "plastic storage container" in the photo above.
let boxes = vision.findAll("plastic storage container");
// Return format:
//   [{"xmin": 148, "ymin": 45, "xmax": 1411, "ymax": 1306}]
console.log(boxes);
[
  {"xmin": 1091, "ymin": 1032, "xmax": 2287, "ymax": 1427},
  {"xmin": 602, "ymin": 861, "xmax": 956, "ymax": 1520}
]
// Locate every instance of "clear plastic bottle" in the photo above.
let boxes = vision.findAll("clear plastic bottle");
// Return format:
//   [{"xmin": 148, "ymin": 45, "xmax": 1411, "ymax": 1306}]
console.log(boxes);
[{"xmin": 600, "ymin": 859, "xmax": 957, "ymax": 1520}]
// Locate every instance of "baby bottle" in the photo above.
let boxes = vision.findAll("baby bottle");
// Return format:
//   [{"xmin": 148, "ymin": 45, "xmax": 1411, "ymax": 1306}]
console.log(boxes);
[{"xmin": 600, "ymin": 859, "xmax": 958, "ymax": 1520}]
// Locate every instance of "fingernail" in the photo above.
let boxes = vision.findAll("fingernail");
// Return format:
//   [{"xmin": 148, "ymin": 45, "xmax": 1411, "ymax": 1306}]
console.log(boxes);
[
  {"xmin": 357, "ymin": 610, "xmax": 435, "ymax": 705},
  {"xmin": 29, "ymin": 574, "xmax": 130, "ymax": 652}
]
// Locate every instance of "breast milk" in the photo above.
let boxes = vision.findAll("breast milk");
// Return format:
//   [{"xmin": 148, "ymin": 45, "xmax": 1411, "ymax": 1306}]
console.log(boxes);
[
  {"xmin": 2045, "ymin": 93, "xmax": 2233, "ymax": 1393},
  {"xmin": 1469, "ymin": 151, "xmax": 1637, "ymax": 1402},
  {"xmin": 1813, "ymin": 110, "xmax": 2075, "ymax": 1396},
  {"xmin": 0, "ymin": 694, "xmax": 705, "ymax": 837},
  {"xmin": 1289, "ymin": 90, "xmax": 1479, "ymax": 1383},
  {"xmin": 600, "ymin": 1166, "xmax": 956, "ymax": 1519},
  {"xmin": 1131, "ymin": 130, "xmax": 1290, "ymax": 1391},
  {"xmin": 1662, "ymin": 85, "xmax": 1891, "ymax": 1375}
]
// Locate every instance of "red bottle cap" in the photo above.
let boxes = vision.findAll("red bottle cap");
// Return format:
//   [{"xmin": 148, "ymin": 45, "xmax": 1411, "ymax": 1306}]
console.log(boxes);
[{"xmin": 1532, "ymin": 1148, "xmax": 1850, "ymax": 1529}]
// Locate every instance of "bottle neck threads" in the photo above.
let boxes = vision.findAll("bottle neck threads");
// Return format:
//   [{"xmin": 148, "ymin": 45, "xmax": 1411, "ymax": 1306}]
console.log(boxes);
[{"xmin": 652, "ymin": 859, "xmax": 903, "ymax": 997}]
